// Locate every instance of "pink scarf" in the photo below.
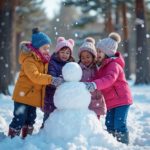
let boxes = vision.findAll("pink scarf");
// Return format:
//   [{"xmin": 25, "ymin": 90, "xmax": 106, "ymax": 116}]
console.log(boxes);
[{"xmin": 27, "ymin": 44, "xmax": 50, "ymax": 64}]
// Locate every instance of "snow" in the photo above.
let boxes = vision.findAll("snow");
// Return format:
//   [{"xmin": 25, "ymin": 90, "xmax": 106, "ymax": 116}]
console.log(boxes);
[
  {"xmin": 0, "ymin": 82, "xmax": 150, "ymax": 149},
  {"xmin": 62, "ymin": 62, "xmax": 82, "ymax": 82},
  {"xmin": 54, "ymin": 82, "xmax": 91, "ymax": 109}
]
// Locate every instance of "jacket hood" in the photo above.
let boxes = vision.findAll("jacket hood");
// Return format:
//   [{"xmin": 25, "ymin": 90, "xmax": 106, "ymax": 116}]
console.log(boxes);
[
  {"xmin": 103, "ymin": 52, "xmax": 125, "ymax": 68},
  {"xmin": 19, "ymin": 41, "xmax": 40, "ymax": 64}
]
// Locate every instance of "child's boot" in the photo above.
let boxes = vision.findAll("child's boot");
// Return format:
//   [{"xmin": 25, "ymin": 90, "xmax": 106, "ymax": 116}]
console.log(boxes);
[
  {"xmin": 107, "ymin": 130, "xmax": 115, "ymax": 137},
  {"xmin": 21, "ymin": 125, "xmax": 28, "ymax": 139},
  {"xmin": 27, "ymin": 126, "xmax": 34, "ymax": 135},
  {"xmin": 115, "ymin": 131, "xmax": 129, "ymax": 145},
  {"xmin": 8, "ymin": 127, "xmax": 20, "ymax": 138},
  {"xmin": 21, "ymin": 125, "xmax": 34, "ymax": 139}
]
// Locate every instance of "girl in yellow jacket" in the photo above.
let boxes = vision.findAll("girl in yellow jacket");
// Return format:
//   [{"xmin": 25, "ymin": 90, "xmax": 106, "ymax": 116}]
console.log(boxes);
[{"xmin": 8, "ymin": 28, "xmax": 62, "ymax": 138}]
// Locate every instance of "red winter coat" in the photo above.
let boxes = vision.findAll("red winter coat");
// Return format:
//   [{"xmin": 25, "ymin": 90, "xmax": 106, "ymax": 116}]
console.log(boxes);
[
  {"xmin": 93, "ymin": 52, "xmax": 133, "ymax": 110},
  {"xmin": 79, "ymin": 63, "xmax": 107, "ymax": 116}
]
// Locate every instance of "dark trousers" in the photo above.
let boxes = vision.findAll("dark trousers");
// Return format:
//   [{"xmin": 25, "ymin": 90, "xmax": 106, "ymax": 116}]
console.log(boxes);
[
  {"xmin": 105, "ymin": 105, "xmax": 130, "ymax": 133},
  {"xmin": 41, "ymin": 112, "xmax": 50, "ymax": 128},
  {"xmin": 9, "ymin": 102, "xmax": 36, "ymax": 130}
]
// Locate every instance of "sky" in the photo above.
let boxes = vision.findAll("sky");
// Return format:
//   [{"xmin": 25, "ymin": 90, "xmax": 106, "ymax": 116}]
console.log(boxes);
[{"xmin": 42, "ymin": 0, "xmax": 61, "ymax": 19}]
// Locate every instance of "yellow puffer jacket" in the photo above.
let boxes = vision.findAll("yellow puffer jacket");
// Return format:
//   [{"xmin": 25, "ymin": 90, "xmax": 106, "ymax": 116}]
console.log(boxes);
[{"xmin": 12, "ymin": 42, "xmax": 52, "ymax": 107}]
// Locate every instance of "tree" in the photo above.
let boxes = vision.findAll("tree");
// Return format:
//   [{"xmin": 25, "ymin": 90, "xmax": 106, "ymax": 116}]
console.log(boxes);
[
  {"xmin": 135, "ymin": 0, "xmax": 150, "ymax": 84},
  {"xmin": 104, "ymin": 0, "xmax": 114, "ymax": 34},
  {"xmin": 121, "ymin": 2, "xmax": 131, "ymax": 79},
  {"xmin": 0, "ymin": 0, "xmax": 18, "ymax": 94}
]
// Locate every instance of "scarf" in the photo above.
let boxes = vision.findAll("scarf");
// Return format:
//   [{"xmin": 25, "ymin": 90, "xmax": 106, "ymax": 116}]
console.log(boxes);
[{"xmin": 27, "ymin": 44, "xmax": 50, "ymax": 64}]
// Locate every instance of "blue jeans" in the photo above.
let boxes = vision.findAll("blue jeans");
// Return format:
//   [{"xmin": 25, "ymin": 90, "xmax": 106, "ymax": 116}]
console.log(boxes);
[
  {"xmin": 9, "ymin": 102, "xmax": 36, "ymax": 130},
  {"xmin": 105, "ymin": 105, "xmax": 130, "ymax": 133}
]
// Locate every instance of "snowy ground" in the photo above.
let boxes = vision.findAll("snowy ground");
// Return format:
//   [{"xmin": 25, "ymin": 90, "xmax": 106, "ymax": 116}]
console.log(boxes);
[{"xmin": 0, "ymin": 81, "xmax": 150, "ymax": 150}]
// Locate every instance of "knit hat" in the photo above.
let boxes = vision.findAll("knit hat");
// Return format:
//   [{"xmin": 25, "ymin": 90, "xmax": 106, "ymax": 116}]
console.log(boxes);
[
  {"xmin": 96, "ymin": 32, "xmax": 121, "ymax": 57},
  {"xmin": 55, "ymin": 37, "xmax": 74, "ymax": 54},
  {"xmin": 31, "ymin": 27, "xmax": 51, "ymax": 49},
  {"xmin": 78, "ymin": 37, "xmax": 97, "ymax": 58}
]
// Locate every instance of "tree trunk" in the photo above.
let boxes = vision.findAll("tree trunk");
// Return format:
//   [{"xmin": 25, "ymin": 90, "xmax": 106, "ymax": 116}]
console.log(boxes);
[
  {"xmin": 0, "ymin": 0, "xmax": 12, "ymax": 94},
  {"xmin": 121, "ymin": 2, "xmax": 131, "ymax": 80},
  {"xmin": 135, "ymin": 0, "xmax": 150, "ymax": 84},
  {"xmin": 104, "ymin": 0, "xmax": 114, "ymax": 34},
  {"xmin": 0, "ymin": 0, "xmax": 18, "ymax": 94},
  {"xmin": 11, "ymin": 0, "xmax": 18, "ymax": 84},
  {"xmin": 16, "ymin": 32, "xmax": 21, "ymax": 71}
]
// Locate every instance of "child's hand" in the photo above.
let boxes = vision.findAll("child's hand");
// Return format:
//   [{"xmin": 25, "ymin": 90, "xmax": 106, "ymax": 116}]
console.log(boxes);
[
  {"xmin": 84, "ymin": 82, "xmax": 96, "ymax": 92},
  {"xmin": 51, "ymin": 76, "xmax": 64, "ymax": 87}
]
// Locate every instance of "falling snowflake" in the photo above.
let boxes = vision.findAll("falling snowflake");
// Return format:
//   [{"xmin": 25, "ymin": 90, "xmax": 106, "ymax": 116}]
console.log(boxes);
[
  {"xmin": 56, "ymin": 18, "xmax": 60, "ymax": 22},
  {"xmin": 19, "ymin": 91, "xmax": 25, "ymax": 97},
  {"xmin": 74, "ymin": 33, "xmax": 78, "ymax": 38}
]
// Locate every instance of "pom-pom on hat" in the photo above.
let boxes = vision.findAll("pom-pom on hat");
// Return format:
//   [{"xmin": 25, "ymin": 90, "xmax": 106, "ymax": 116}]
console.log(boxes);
[
  {"xmin": 96, "ymin": 32, "xmax": 121, "ymax": 57},
  {"xmin": 78, "ymin": 37, "xmax": 97, "ymax": 58},
  {"xmin": 55, "ymin": 37, "xmax": 75, "ymax": 54},
  {"xmin": 31, "ymin": 27, "xmax": 51, "ymax": 49}
]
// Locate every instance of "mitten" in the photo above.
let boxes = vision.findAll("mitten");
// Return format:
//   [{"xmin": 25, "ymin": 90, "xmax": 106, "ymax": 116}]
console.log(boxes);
[
  {"xmin": 51, "ymin": 76, "xmax": 64, "ymax": 87},
  {"xmin": 84, "ymin": 82, "xmax": 97, "ymax": 92}
]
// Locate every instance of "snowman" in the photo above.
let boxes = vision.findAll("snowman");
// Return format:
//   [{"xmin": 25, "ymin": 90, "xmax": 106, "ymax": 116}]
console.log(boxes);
[{"xmin": 44, "ymin": 62, "xmax": 102, "ymax": 140}]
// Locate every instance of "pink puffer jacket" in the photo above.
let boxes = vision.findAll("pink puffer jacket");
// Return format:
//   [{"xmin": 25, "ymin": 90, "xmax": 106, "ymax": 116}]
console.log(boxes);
[
  {"xmin": 93, "ymin": 52, "xmax": 133, "ymax": 110},
  {"xmin": 80, "ymin": 63, "xmax": 107, "ymax": 116}
]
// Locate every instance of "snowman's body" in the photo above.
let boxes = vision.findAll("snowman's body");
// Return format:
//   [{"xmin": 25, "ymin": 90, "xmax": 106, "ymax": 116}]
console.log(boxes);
[{"xmin": 44, "ymin": 62, "xmax": 102, "ymax": 140}]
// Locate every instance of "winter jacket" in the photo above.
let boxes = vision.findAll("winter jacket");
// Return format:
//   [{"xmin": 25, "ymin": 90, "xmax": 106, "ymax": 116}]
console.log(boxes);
[
  {"xmin": 12, "ymin": 41, "xmax": 52, "ymax": 108},
  {"xmin": 80, "ymin": 63, "xmax": 107, "ymax": 116},
  {"xmin": 44, "ymin": 53, "xmax": 72, "ymax": 113},
  {"xmin": 93, "ymin": 52, "xmax": 133, "ymax": 110}
]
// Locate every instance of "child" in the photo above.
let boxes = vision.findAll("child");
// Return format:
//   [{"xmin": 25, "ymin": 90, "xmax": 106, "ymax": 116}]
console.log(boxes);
[
  {"xmin": 84, "ymin": 32, "xmax": 133, "ymax": 144},
  {"xmin": 8, "ymin": 28, "xmax": 63, "ymax": 138},
  {"xmin": 78, "ymin": 37, "xmax": 106, "ymax": 119},
  {"xmin": 41, "ymin": 37, "xmax": 75, "ymax": 128}
]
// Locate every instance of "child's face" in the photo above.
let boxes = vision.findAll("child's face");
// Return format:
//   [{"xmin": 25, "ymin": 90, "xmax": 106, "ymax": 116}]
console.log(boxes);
[
  {"xmin": 39, "ymin": 44, "xmax": 50, "ymax": 55},
  {"xmin": 80, "ymin": 51, "xmax": 94, "ymax": 67},
  {"xmin": 58, "ymin": 47, "xmax": 71, "ymax": 61},
  {"xmin": 97, "ymin": 48, "xmax": 105, "ymax": 63}
]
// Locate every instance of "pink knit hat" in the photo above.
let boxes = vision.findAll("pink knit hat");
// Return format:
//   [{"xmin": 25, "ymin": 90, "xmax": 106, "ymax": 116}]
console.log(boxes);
[
  {"xmin": 55, "ymin": 37, "xmax": 75, "ymax": 54},
  {"xmin": 78, "ymin": 37, "xmax": 97, "ymax": 58}
]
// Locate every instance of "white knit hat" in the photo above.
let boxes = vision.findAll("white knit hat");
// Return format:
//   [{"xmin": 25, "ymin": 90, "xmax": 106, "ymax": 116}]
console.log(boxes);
[
  {"xmin": 78, "ymin": 37, "xmax": 97, "ymax": 58},
  {"xmin": 96, "ymin": 32, "xmax": 121, "ymax": 57}
]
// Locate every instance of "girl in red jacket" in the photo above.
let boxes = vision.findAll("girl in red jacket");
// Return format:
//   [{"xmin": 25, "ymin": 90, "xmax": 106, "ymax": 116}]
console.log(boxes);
[{"xmin": 84, "ymin": 32, "xmax": 133, "ymax": 144}]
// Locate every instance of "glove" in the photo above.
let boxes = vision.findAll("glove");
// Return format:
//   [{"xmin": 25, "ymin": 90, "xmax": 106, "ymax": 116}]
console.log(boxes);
[
  {"xmin": 51, "ymin": 76, "xmax": 64, "ymax": 87},
  {"xmin": 84, "ymin": 82, "xmax": 96, "ymax": 92}
]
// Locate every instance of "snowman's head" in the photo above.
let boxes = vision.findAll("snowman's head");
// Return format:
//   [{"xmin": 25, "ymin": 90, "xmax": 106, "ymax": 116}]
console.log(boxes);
[{"xmin": 62, "ymin": 62, "xmax": 82, "ymax": 82}]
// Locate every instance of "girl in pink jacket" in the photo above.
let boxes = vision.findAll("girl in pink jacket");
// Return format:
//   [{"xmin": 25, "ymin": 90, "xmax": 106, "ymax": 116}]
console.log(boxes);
[
  {"xmin": 84, "ymin": 33, "xmax": 133, "ymax": 144},
  {"xmin": 78, "ymin": 37, "xmax": 106, "ymax": 119}
]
